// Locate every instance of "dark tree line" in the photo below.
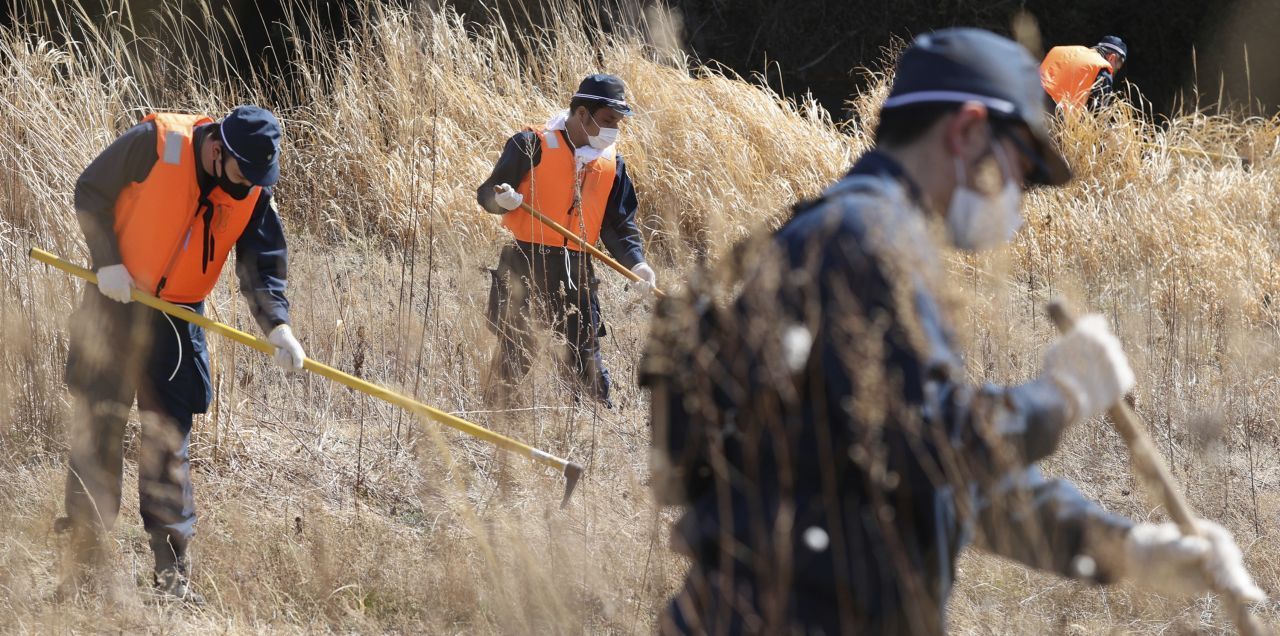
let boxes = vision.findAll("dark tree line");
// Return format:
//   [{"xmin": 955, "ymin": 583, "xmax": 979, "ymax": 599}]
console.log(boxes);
[
  {"xmin": 660, "ymin": 0, "xmax": 1280, "ymax": 117},
  {"xmin": 7, "ymin": 1, "xmax": 1278, "ymax": 117}
]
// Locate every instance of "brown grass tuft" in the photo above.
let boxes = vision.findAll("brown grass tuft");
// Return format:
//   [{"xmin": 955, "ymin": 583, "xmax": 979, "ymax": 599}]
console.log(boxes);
[{"xmin": 1, "ymin": 1, "xmax": 1279, "ymax": 633}]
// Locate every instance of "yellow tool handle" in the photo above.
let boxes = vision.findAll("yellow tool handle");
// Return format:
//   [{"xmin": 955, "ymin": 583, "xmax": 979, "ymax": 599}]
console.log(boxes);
[
  {"xmin": 30, "ymin": 248, "xmax": 585, "ymax": 505},
  {"xmin": 1048, "ymin": 299, "xmax": 1266, "ymax": 636},
  {"xmin": 511, "ymin": 197, "xmax": 667, "ymax": 299}
]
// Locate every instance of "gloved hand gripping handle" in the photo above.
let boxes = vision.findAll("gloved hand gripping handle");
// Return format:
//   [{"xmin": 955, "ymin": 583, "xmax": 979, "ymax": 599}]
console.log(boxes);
[{"xmin": 1049, "ymin": 298, "xmax": 1266, "ymax": 636}]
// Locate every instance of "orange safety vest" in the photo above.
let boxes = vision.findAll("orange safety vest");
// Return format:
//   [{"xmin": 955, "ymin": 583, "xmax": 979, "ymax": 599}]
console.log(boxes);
[
  {"xmin": 502, "ymin": 126, "xmax": 617, "ymax": 250},
  {"xmin": 112, "ymin": 113, "xmax": 262, "ymax": 304},
  {"xmin": 1040, "ymin": 46, "xmax": 1113, "ymax": 108}
]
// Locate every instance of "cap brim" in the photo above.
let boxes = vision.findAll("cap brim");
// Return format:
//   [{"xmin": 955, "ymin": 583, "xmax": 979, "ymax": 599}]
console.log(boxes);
[
  {"xmin": 1027, "ymin": 125, "xmax": 1072, "ymax": 186},
  {"xmin": 240, "ymin": 160, "xmax": 280, "ymax": 187},
  {"xmin": 1097, "ymin": 43, "xmax": 1126, "ymax": 58}
]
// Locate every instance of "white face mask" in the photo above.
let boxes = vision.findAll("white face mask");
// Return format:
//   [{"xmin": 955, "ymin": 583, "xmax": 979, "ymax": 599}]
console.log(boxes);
[
  {"xmin": 945, "ymin": 143, "xmax": 1023, "ymax": 252},
  {"xmin": 586, "ymin": 112, "xmax": 619, "ymax": 150}
]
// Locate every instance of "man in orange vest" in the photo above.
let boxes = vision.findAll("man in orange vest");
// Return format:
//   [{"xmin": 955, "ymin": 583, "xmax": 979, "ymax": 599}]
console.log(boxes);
[
  {"xmin": 57, "ymin": 106, "xmax": 305, "ymax": 603},
  {"xmin": 1041, "ymin": 35, "xmax": 1127, "ymax": 109},
  {"xmin": 477, "ymin": 74, "xmax": 656, "ymax": 409}
]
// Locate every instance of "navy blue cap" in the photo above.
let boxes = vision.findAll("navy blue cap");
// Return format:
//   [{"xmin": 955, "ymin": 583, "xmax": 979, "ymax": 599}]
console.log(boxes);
[
  {"xmin": 220, "ymin": 105, "xmax": 281, "ymax": 187},
  {"xmin": 883, "ymin": 28, "xmax": 1071, "ymax": 186},
  {"xmin": 1097, "ymin": 36, "xmax": 1127, "ymax": 61},
  {"xmin": 574, "ymin": 74, "xmax": 633, "ymax": 116}
]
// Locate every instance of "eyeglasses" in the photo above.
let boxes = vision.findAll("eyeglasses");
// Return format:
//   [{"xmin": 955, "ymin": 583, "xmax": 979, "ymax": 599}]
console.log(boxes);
[{"xmin": 992, "ymin": 125, "xmax": 1050, "ymax": 188}]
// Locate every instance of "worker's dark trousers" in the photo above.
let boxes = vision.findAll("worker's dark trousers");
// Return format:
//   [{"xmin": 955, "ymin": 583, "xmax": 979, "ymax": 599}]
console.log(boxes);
[
  {"xmin": 63, "ymin": 287, "xmax": 211, "ymax": 573},
  {"xmin": 486, "ymin": 241, "xmax": 611, "ymax": 405},
  {"xmin": 661, "ymin": 568, "xmax": 928, "ymax": 636}
]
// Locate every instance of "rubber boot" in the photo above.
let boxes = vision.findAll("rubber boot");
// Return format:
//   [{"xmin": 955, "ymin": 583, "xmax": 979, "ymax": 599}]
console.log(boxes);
[
  {"xmin": 54, "ymin": 517, "xmax": 102, "ymax": 603},
  {"xmin": 151, "ymin": 537, "xmax": 205, "ymax": 605}
]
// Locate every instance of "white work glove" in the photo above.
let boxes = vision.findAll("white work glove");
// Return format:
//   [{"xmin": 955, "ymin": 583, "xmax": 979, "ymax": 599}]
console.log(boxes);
[
  {"xmin": 628, "ymin": 261, "xmax": 657, "ymax": 295},
  {"xmin": 1042, "ymin": 314, "xmax": 1135, "ymax": 423},
  {"xmin": 1123, "ymin": 519, "xmax": 1266, "ymax": 603},
  {"xmin": 494, "ymin": 183, "xmax": 524, "ymax": 211},
  {"xmin": 96, "ymin": 264, "xmax": 134, "ymax": 304},
  {"xmin": 268, "ymin": 324, "xmax": 306, "ymax": 371}
]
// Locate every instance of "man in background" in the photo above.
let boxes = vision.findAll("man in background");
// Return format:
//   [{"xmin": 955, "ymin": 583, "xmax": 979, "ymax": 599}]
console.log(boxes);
[
  {"xmin": 1041, "ymin": 35, "xmax": 1128, "ymax": 109},
  {"xmin": 477, "ymin": 74, "xmax": 657, "ymax": 409}
]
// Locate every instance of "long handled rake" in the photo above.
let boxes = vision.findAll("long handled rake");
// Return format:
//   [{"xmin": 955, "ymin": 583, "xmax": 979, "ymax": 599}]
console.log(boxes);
[
  {"xmin": 1049, "ymin": 299, "xmax": 1267, "ymax": 636},
  {"xmin": 30, "ymin": 248, "xmax": 585, "ymax": 508},
  {"xmin": 501, "ymin": 188, "xmax": 667, "ymax": 298}
]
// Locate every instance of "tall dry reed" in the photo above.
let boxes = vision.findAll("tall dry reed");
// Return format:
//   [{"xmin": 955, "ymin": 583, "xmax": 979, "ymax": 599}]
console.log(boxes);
[{"xmin": 0, "ymin": 1, "xmax": 1278, "ymax": 633}]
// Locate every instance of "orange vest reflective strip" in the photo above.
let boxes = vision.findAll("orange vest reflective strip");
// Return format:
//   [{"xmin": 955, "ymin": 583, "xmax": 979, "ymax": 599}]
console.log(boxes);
[
  {"xmin": 1040, "ymin": 46, "xmax": 1113, "ymax": 108},
  {"xmin": 502, "ymin": 126, "xmax": 617, "ymax": 250},
  {"xmin": 113, "ymin": 113, "xmax": 262, "ymax": 303}
]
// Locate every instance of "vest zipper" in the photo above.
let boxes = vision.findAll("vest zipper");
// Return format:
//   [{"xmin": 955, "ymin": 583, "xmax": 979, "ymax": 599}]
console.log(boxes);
[{"xmin": 155, "ymin": 199, "xmax": 209, "ymax": 296}]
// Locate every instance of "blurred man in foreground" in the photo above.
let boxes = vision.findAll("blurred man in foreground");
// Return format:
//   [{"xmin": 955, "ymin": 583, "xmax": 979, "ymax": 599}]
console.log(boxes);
[{"xmin": 642, "ymin": 28, "xmax": 1261, "ymax": 634}]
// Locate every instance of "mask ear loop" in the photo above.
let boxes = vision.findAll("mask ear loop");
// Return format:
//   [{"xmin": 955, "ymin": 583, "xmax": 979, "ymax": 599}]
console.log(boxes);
[
  {"xmin": 957, "ymin": 126, "xmax": 1013, "ymax": 197},
  {"xmin": 990, "ymin": 140, "xmax": 1016, "ymax": 187},
  {"xmin": 952, "ymin": 126, "xmax": 995, "ymax": 195},
  {"xmin": 988, "ymin": 136, "xmax": 1027, "ymax": 238},
  {"xmin": 210, "ymin": 138, "xmax": 223, "ymax": 179},
  {"xmin": 953, "ymin": 155, "xmax": 967, "ymax": 189}
]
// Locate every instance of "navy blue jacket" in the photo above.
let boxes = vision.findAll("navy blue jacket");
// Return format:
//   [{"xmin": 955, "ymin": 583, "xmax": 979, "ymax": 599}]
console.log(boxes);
[
  {"xmin": 74, "ymin": 121, "xmax": 291, "ymax": 334},
  {"xmin": 476, "ymin": 129, "xmax": 646, "ymax": 270},
  {"xmin": 642, "ymin": 151, "xmax": 1133, "ymax": 634},
  {"xmin": 1091, "ymin": 68, "xmax": 1117, "ymax": 109}
]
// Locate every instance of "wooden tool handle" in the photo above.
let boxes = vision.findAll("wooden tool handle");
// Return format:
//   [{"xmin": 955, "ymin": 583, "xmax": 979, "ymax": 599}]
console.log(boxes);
[
  {"xmin": 1048, "ymin": 299, "xmax": 1267, "ymax": 636},
  {"xmin": 1048, "ymin": 300, "xmax": 1198, "ymax": 535},
  {"xmin": 499, "ymin": 187, "xmax": 666, "ymax": 298}
]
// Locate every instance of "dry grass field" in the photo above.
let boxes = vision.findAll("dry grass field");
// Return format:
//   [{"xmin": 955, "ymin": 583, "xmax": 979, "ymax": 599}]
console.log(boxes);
[{"xmin": 2, "ymin": 1, "xmax": 1279, "ymax": 633}]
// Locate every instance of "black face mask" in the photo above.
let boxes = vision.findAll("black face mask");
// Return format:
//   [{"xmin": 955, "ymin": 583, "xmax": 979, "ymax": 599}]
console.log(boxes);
[{"xmin": 217, "ymin": 156, "xmax": 253, "ymax": 200}]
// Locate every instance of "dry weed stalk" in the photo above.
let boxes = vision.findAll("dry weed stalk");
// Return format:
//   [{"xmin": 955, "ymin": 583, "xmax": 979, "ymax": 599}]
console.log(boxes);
[{"xmin": 0, "ymin": 1, "xmax": 1277, "ymax": 633}]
